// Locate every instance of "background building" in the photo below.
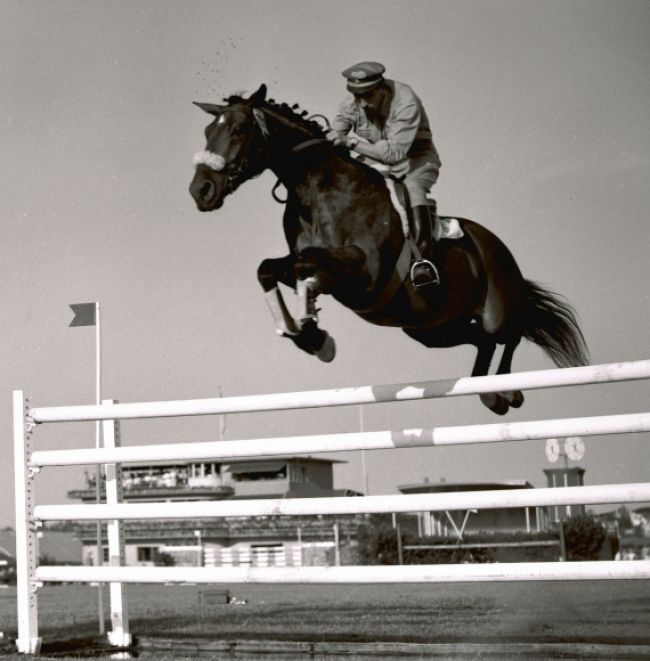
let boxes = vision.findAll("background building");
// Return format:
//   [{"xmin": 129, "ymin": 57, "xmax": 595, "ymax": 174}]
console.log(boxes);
[
  {"xmin": 398, "ymin": 479, "xmax": 547, "ymax": 538},
  {"xmin": 71, "ymin": 457, "xmax": 363, "ymax": 567}
]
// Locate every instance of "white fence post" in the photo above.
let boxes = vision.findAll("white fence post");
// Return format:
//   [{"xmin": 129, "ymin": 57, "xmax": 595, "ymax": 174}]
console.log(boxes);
[
  {"xmin": 102, "ymin": 401, "xmax": 131, "ymax": 647},
  {"xmin": 13, "ymin": 391, "xmax": 41, "ymax": 654}
]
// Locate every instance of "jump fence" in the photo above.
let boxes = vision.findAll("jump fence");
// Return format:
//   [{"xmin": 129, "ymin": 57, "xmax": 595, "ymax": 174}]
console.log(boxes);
[{"xmin": 13, "ymin": 359, "xmax": 650, "ymax": 654}]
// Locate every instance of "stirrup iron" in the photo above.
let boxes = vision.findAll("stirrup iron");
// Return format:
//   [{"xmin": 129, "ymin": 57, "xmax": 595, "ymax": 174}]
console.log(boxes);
[{"xmin": 410, "ymin": 259, "xmax": 440, "ymax": 288}]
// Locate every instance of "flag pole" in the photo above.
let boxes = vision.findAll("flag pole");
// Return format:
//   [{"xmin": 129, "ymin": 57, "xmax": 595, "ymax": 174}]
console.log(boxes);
[
  {"xmin": 359, "ymin": 406, "xmax": 369, "ymax": 495},
  {"xmin": 95, "ymin": 302, "xmax": 105, "ymax": 634},
  {"xmin": 68, "ymin": 302, "xmax": 105, "ymax": 633}
]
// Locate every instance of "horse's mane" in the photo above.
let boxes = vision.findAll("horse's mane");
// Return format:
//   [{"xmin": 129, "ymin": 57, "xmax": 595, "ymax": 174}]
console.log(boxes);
[
  {"xmin": 223, "ymin": 89, "xmax": 385, "ymax": 188},
  {"xmin": 224, "ymin": 92, "xmax": 325, "ymax": 138}
]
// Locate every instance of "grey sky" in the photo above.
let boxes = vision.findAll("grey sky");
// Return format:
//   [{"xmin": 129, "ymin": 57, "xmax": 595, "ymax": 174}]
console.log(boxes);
[{"xmin": 1, "ymin": 0, "xmax": 649, "ymax": 528}]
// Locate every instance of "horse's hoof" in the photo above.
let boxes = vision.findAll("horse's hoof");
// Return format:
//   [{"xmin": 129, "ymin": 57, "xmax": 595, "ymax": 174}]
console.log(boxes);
[
  {"xmin": 315, "ymin": 332, "xmax": 336, "ymax": 362},
  {"xmin": 506, "ymin": 390, "xmax": 524, "ymax": 408},
  {"xmin": 480, "ymin": 393, "xmax": 509, "ymax": 416}
]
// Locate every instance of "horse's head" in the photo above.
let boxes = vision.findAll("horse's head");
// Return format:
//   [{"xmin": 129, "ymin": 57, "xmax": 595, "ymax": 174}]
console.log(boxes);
[{"xmin": 189, "ymin": 84, "xmax": 269, "ymax": 211}]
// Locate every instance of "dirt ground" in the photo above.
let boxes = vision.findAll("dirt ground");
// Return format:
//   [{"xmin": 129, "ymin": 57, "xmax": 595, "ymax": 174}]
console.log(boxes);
[{"xmin": 1, "ymin": 580, "xmax": 650, "ymax": 658}]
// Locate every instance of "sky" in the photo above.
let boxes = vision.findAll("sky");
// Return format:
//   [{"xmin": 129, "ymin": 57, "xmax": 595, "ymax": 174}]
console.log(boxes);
[{"xmin": 1, "ymin": 0, "xmax": 649, "ymax": 529}]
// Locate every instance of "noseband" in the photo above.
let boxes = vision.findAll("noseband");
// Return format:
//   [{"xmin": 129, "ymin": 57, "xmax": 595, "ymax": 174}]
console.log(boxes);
[
  {"xmin": 191, "ymin": 109, "xmax": 269, "ymax": 195},
  {"xmin": 193, "ymin": 106, "xmax": 330, "ymax": 198}
]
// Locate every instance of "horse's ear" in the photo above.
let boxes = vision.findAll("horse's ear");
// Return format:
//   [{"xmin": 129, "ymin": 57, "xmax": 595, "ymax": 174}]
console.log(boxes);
[
  {"xmin": 193, "ymin": 102, "xmax": 225, "ymax": 116},
  {"xmin": 249, "ymin": 84, "xmax": 267, "ymax": 107}
]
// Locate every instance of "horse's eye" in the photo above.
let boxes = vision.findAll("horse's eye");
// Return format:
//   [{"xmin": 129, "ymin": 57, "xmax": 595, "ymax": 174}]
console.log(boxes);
[{"xmin": 232, "ymin": 125, "xmax": 247, "ymax": 135}]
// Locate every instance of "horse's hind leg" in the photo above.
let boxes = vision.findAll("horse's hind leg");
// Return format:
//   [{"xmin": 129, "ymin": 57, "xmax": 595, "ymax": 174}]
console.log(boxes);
[
  {"xmin": 473, "ymin": 339, "xmax": 510, "ymax": 415},
  {"xmin": 495, "ymin": 339, "xmax": 524, "ymax": 408}
]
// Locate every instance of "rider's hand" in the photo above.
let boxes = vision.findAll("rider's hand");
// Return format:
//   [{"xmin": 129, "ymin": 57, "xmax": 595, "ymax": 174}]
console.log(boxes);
[{"xmin": 326, "ymin": 130, "xmax": 349, "ymax": 147}]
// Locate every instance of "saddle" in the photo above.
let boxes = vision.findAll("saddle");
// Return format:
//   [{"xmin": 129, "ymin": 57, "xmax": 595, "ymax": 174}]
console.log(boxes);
[{"xmin": 385, "ymin": 177, "xmax": 464, "ymax": 242}]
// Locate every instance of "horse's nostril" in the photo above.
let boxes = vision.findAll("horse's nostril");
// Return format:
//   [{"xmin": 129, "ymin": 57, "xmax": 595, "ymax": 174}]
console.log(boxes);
[{"xmin": 200, "ymin": 181, "xmax": 215, "ymax": 199}]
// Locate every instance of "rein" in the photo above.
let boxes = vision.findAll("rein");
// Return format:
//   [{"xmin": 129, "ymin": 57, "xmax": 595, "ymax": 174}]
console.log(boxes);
[
  {"xmin": 252, "ymin": 109, "xmax": 331, "ymax": 204},
  {"xmin": 271, "ymin": 138, "xmax": 329, "ymax": 203}
]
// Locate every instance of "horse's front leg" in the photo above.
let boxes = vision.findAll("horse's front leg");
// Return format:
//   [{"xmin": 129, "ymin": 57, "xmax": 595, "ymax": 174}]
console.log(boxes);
[
  {"xmin": 257, "ymin": 255, "xmax": 300, "ymax": 336},
  {"xmin": 257, "ymin": 255, "xmax": 336, "ymax": 362}
]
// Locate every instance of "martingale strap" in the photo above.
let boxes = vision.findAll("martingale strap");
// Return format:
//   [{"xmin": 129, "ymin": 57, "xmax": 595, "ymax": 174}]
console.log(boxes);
[{"xmin": 352, "ymin": 238, "xmax": 412, "ymax": 317}]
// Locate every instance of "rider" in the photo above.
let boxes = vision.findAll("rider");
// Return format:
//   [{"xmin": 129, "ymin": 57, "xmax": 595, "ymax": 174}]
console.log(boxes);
[{"xmin": 326, "ymin": 61, "xmax": 442, "ymax": 287}]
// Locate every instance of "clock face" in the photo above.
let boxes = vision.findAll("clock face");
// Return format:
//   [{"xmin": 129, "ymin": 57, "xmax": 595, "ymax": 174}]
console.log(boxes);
[
  {"xmin": 545, "ymin": 438, "xmax": 560, "ymax": 462},
  {"xmin": 565, "ymin": 436, "xmax": 585, "ymax": 460}
]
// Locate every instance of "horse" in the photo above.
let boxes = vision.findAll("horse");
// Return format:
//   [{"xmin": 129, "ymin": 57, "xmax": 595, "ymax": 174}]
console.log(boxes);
[{"xmin": 189, "ymin": 84, "xmax": 588, "ymax": 415}]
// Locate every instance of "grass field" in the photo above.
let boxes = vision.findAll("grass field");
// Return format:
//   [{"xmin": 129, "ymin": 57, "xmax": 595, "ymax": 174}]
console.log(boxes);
[{"xmin": 1, "ymin": 580, "xmax": 650, "ymax": 659}]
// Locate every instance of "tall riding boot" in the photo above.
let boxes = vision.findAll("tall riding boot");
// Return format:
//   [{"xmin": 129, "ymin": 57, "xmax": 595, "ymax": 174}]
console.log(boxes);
[{"xmin": 410, "ymin": 203, "xmax": 441, "ymax": 287}]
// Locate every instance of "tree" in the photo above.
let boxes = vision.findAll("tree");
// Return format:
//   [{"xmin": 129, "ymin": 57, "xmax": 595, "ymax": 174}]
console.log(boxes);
[{"xmin": 563, "ymin": 515, "xmax": 607, "ymax": 561}]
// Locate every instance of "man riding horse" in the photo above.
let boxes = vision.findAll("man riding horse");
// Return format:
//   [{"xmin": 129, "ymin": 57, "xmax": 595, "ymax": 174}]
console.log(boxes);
[
  {"xmin": 326, "ymin": 61, "xmax": 442, "ymax": 288},
  {"xmin": 189, "ymin": 78, "xmax": 588, "ymax": 415}
]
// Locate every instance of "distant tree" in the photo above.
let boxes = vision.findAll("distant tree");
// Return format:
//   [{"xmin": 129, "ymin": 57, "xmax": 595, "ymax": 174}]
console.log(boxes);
[
  {"xmin": 617, "ymin": 506, "xmax": 633, "ymax": 532},
  {"xmin": 43, "ymin": 521, "xmax": 81, "ymax": 532},
  {"xmin": 357, "ymin": 515, "xmax": 398, "ymax": 565},
  {"xmin": 153, "ymin": 550, "xmax": 176, "ymax": 566},
  {"xmin": 563, "ymin": 515, "xmax": 607, "ymax": 560}
]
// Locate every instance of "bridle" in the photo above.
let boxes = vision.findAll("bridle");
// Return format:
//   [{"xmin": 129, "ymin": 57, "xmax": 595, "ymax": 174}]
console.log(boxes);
[
  {"xmin": 191, "ymin": 107, "xmax": 268, "ymax": 196},
  {"xmin": 193, "ymin": 105, "xmax": 331, "ymax": 202}
]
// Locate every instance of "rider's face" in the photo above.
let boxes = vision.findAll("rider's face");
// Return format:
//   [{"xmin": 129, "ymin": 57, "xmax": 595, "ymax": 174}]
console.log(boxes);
[{"xmin": 354, "ymin": 87, "xmax": 384, "ymax": 114}]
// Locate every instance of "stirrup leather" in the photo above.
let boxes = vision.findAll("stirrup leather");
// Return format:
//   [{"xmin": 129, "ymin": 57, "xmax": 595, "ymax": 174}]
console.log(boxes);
[{"xmin": 410, "ymin": 258, "xmax": 440, "ymax": 288}]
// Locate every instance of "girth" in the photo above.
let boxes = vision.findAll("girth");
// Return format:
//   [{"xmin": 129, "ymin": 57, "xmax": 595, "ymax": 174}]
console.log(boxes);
[{"xmin": 352, "ymin": 178, "xmax": 421, "ymax": 317}]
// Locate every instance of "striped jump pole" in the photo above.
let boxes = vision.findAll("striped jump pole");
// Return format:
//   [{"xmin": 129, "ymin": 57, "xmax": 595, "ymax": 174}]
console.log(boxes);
[
  {"xmin": 28, "ymin": 410, "xmax": 650, "ymax": 467},
  {"xmin": 28, "ymin": 359, "xmax": 650, "ymax": 423}
]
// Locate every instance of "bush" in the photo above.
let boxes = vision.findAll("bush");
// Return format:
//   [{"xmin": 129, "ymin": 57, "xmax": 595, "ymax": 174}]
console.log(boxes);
[
  {"xmin": 357, "ymin": 516, "xmax": 561, "ymax": 565},
  {"xmin": 357, "ymin": 515, "xmax": 400, "ymax": 565},
  {"xmin": 563, "ymin": 515, "xmax": 607, "ymax": 561},
  {"xmin": 153, "ymin": 550, "xmax": 176, "ymax": 566}
]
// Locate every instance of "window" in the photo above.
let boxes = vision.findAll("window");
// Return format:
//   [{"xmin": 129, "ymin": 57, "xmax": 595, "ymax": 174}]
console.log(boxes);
[
  {"xmin": 227, "ymin": 462, "xmax": 287, "ymax": 482},
  {"xmin": 137, "ymin": 547, "xmax": 155, "ymax": 562}
]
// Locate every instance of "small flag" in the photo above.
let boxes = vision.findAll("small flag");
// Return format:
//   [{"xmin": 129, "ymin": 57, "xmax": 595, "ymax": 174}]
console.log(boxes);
[{"xmin": 69, "ymin": 302, "xmax": 96, "ymax": 327}]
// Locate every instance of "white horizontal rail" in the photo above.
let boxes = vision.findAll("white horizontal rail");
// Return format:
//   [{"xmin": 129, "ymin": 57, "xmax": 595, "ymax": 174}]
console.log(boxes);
[
  {"xmin": 30, "ymin": 411, "xmax": 650, "ymax": 467},
  {"xmin": 35, "ymin": 561, "xmax": 650, "ymax": 584},
  {"xmin": 28, "ymin": 359, "xmax": 650, "ymax": 423},
  {"xmin": 33, "ymin": 482, "xmax": 650, "ymax": 521}
]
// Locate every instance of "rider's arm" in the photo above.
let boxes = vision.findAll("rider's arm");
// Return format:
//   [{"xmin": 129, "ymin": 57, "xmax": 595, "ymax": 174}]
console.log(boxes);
[
  {"xmin": 330, "ymin": 96, "xmax": 357, "ymax": 133},
  {"xmin": 352, "ymin": 100, "xmax": 420, "ymax": 164}
]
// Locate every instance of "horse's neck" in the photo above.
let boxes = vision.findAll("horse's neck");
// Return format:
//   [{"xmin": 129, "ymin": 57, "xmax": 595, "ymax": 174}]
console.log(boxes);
[
  {"xmin": 263, "ymin": 113, "xmax": 323, "ymax": 178},
  {"xmin": 261, "ymin": 112, "xmax": 400, "ymax": 247}
]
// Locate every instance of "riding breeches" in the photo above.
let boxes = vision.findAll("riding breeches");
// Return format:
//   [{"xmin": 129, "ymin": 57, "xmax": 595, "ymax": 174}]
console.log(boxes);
[{"xmin": 403, "ymin": 161, "xmax": 439, "ymax": 206}]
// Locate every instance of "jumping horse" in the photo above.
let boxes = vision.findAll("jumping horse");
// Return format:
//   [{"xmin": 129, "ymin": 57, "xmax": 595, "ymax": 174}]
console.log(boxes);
[{"xmin": 189, "ymin": 84, "xmax": 588, "ymax": 415}]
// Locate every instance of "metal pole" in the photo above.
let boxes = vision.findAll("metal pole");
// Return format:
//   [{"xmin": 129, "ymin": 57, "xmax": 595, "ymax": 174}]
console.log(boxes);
[
  {"xmin": 95, "ymin": 302, "xmax": 105, "ymax": 634},
  {"xmin": 559, "ymin": 520, "xmax": 568, "ymax": 561},
  {"xmin": 333, "ymin": 523, "xmax": 341, "ymax": 566},
  {"xmin": 358, "ymin": 406, "xmax": 369, "ymax": 495},
  {"xmin": 396, "ymin": 521, "xmax": 404, "ymax": 565}
]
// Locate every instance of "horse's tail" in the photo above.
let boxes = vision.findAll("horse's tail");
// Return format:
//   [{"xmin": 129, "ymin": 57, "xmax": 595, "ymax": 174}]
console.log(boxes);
[{"xmin": 523, "ymin": 280, "xmax": 589, "ymax": 367}]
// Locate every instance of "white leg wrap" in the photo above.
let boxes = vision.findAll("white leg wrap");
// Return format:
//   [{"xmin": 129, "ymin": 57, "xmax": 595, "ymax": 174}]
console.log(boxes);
[
  {"xmin": 296, "ymin": 277, "xmax": 320, "ymax": 325},
  {"xmin": 264, "ymin": 288, "xmax": 300, "ymax": 336}
]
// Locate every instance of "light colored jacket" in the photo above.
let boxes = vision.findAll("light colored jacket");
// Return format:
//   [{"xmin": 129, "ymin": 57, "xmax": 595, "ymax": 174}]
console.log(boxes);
[{"xmin": 331, "ymin": 79, "xmax": 441, "ymax": 177}]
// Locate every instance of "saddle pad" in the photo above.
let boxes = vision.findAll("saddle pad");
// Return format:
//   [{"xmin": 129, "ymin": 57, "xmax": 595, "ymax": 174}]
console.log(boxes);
[
  {"xmin": 383, "ymin": 178, "xmax": 464, "ymax": 241},
  {"xmin": 434, "ymin": 216, "xmax": 464, "ymax": 241}
]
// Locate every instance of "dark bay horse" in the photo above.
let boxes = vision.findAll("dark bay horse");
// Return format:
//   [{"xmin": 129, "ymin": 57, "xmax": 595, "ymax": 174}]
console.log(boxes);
[{"xmin": 189, "ymin": 84, "xmax": 588, "ymax": 415}]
